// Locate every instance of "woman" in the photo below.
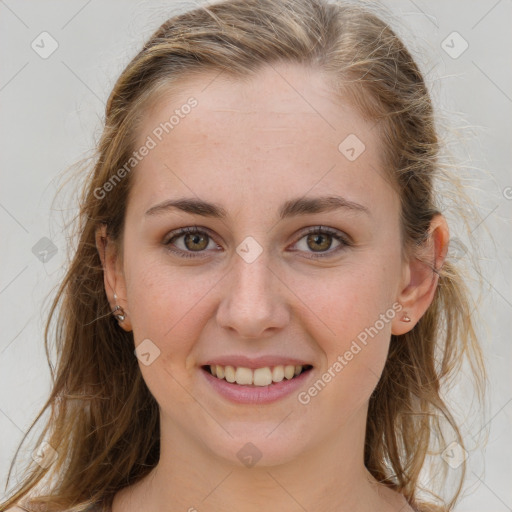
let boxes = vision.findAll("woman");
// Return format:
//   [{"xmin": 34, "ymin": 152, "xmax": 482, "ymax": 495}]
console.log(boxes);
[{"xmin": 1, "ymin": 0, "xmax": 485, "ymax": 511}]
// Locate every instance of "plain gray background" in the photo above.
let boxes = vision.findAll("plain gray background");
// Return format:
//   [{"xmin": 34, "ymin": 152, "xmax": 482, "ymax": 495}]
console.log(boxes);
[{"xmin": 0, "ymin": 0, "xmax": 511, "ymax": 510}]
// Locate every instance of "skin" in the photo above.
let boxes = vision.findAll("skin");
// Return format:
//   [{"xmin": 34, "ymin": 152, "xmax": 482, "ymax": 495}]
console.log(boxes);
[{"xmin": 95, "ymin": 62, "xmax": 449, "ymax": 512}]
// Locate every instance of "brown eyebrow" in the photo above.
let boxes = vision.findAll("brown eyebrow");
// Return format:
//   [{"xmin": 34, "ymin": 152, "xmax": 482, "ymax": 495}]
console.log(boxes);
[{"xmin": 144, "ymin": 195, "xmax": 370, "ymax": 220}]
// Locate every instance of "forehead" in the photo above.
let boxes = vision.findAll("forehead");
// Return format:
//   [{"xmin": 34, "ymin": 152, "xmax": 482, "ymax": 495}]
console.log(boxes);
[{"xmin": 129, "ymin": 62, "xmax": 393, "ymax": 218}]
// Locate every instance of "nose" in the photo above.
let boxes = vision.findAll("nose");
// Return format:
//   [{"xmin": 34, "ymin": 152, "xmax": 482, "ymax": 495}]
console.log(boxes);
[{"xmin": 215, "ymin": 248, "xmax": 290, "ymax": 339}]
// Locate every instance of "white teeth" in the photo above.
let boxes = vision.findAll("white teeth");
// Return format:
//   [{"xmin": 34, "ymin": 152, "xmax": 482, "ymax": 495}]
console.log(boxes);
[
  {"xmin": 235, "ymin": 367, "xmax": 253, "ymax": 385},
  {"xmin": 253, "ymin": 367, "xmax": 273, "ymax": 386},
  {"xmin": 284, "ymin": 365, "xmax": 295, "ymax": 380},
  {"xmin": 207, "ymin": 364, "xmax": 308, "ymax": 386},
  {"xmin": 224, "ymin": 365, "xmax": 236, "ymax": 383},
  {"xmin": 271, "ymin": 365, "xmax": 284, "ymax": 382}
]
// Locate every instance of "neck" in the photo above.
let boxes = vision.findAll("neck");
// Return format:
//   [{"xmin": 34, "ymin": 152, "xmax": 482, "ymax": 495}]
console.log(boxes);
[{"xmin": 113, "ymin": 406, "xmax": 409, "ymax": 512}]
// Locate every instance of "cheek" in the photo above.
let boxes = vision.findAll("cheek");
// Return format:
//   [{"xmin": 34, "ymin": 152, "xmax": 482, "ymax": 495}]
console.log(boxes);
[
  {"xmin": 292, "ymin": 256, "xmax": 399, "ymax": 345},
  {"xmin": 123, "ymin": 249, "xmax": 228, "ymax": 368},
  {"xmin": 123, "ymin": 253, "xmax": 221, "ymax": 408},
  {"xmin": 291, "ymin": 253, "xmax": 401, "ymax": 411}
]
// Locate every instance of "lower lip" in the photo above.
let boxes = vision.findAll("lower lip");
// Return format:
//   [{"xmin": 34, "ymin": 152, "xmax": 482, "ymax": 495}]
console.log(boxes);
[{"xmin": 200, "ymin": 367, "xmax": 313, "ymax": 404}]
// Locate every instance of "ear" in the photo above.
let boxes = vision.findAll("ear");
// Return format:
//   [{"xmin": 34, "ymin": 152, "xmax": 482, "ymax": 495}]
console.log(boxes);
[
  {"xmin": 391, "ymin": 214, "xmax": 449, "ymax": 335},
  {"xmin": 95, "ymin": 224, "xmax": 133, "ymax": 332}
]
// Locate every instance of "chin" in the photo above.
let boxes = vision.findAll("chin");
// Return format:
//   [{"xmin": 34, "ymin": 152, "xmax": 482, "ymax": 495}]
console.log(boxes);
[{"xmin": 200, "ymin": 425, "xmax": 313, "ymax": 469}]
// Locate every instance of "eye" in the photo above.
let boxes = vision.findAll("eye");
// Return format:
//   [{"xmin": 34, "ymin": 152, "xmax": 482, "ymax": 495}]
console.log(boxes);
[
  {"xmin": 163, "ymin": 225, "xmax": 351, "ymax": 259},
  {"xmin": 163, "ymin": 226, "xmax": 219, "ymax": 258},
  {"xmin": 291, "ymin": 226, "xmax": 350, "ymax": 259}
]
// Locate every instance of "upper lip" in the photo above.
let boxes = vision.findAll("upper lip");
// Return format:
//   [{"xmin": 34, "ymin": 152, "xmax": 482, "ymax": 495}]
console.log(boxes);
[{"xmin": 202, "ymin": 355, "xmax": 313, "ymax": 369}]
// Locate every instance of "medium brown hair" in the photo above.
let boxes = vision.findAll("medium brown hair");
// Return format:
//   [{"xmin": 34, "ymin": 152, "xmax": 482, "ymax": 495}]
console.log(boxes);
[{"xmin": 1, "ymin": 0, "xmax": 485, "ymax": 511}]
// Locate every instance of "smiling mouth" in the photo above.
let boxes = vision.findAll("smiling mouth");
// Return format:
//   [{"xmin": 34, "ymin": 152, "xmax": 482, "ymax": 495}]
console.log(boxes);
[{"xmin": 202, "ymin": 364, "xmax": 313, "ymax": 386}]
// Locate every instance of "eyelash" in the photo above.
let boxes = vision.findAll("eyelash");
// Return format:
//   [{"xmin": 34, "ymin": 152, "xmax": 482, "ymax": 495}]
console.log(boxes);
[{"xmin": 163, "ymin": 225, "xmax": 351, "ymax": 260}]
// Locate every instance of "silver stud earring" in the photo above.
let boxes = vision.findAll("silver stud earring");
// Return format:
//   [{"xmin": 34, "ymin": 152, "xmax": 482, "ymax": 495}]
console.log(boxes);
[
  {"xmin": 401, "ymin": 312, "xmax": 411, "ymax": 323},
  {"xmin": 112, "ymin": 293, "xmax": 126, "ymax": 322}
]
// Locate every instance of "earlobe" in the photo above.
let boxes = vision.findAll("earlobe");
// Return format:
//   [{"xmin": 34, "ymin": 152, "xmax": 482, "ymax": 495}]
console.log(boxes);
[
  {"xmin": 391, "ymin": 214, "xmax": 449, "ymax": 336},
  {"xmin": 94, "ymin": 224, "xmax": 133, "ymax": 332}
]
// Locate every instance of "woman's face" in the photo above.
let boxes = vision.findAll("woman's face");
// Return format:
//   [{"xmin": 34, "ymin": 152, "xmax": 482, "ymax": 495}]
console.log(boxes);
[{"xmin": 111, "ymin": 63, "xmax": 410, "ymax": 466}]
